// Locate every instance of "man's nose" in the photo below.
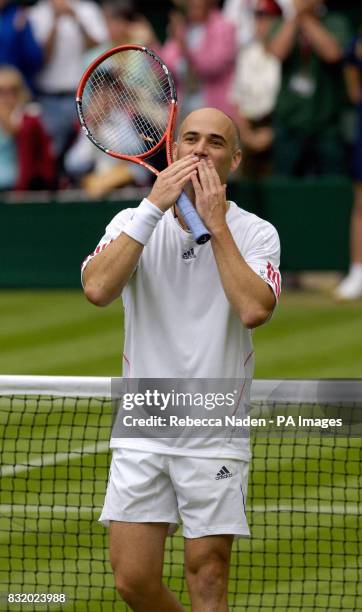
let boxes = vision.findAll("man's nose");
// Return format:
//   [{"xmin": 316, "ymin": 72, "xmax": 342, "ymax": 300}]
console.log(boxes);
[{"xmin": 193, "ymin": 139, "xmax": 208, "ymax": 158}]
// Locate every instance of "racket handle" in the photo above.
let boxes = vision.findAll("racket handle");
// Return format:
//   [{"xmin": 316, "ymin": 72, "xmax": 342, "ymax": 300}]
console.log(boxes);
[{"xmin": 176, "ymin": 192, "xmax": 211, "ymax": 245}]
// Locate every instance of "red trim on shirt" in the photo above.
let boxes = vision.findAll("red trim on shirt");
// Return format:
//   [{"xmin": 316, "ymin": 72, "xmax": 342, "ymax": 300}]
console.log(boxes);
[
  {"xmin": 267, "ymin": 261, "xmax": 281, "ymax": 298},
  {"xmin": 81, "ymin": 239, "xmax": 113, "ymax": 271}
]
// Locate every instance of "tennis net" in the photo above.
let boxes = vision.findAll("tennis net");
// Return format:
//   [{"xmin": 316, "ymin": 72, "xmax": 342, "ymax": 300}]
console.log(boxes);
[{"xmin": 0, "ymin": 376, "xmax": 361, "ymax": 611}]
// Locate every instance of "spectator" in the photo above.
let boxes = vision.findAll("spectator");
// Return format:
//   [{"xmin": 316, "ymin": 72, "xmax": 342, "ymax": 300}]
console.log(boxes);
[
  {"xmin": 160, "ymin": 0, "xmax": 237, "ymax": 118},
  {"xmin": 0, "ymin": 65, "xmax": 55, "ymax": 191},
  {"xmin": 230, "ymin": 0, "xmax": 281, "ymax": 179},
  {"xmin": 268, "ymin": 0, "xmax": 351, "ymax": 176},
  {"xmin": 83, "ymin": 0, "xmax": 157, "ymax": 68},
  {"xmin": 334, "ymin": 28, "xmax": 362, "ymax": 300},
  {"xmin": 29, "ymin": 0, "xmax": 107, "ymax": 163},
  {"xmin": 0, "ymin": 0, "xmax": 43, "ymax": 91},
  {"xmin": 223, "ymin": 0, "xmax": 257, "ymax": 49},
  {"xmin": 102, "ymin": 0, "xmax": 139, "ymax": 47},
  {"xmin": 65, "ymin": 0, "xmax": 152, "ymax": 197}
]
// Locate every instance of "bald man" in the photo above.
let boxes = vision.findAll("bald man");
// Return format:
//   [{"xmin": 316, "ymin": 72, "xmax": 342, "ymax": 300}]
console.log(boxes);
[{"xmin": 82, "ymin": 107, "xmax": 281, "ymax": 611}]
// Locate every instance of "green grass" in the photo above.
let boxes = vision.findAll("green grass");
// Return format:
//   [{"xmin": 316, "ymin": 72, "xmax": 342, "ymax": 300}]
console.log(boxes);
[
  {"xmin": 253, "ymin": 292, "xmax": 362, "ymax": 378},
  {"xmin": 0, "ymin": 289, "xmax": 361, "ymax": 610},
  {"xmin": 0, "ymin": 289, "xmax": 362, "ymax": 377},
  {"xmin": 0, "ymin": 290, "xmax": 124, "ymax": 376}
]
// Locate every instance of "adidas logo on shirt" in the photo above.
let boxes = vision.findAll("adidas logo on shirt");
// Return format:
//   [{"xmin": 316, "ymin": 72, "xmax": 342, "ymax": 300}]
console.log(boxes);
[
  {"xmin": 215, "ymin": 466, "xmax": 233, "ymax": 480},
  {"xmin": 182, "ymin": 247, "xmax": 196, "ymax": 260}
]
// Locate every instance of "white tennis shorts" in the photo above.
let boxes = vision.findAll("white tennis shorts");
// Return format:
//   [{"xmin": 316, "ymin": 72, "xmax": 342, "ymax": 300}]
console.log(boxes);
[{"xmin": 99, "ymin": 449, "xmax": 250, "ymax": 538}]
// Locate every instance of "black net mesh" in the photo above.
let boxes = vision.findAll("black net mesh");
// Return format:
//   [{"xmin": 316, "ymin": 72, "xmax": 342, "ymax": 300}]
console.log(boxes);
[{"xmin": 0, "ymin": 392, "xmax": 361, "ymax": 611}]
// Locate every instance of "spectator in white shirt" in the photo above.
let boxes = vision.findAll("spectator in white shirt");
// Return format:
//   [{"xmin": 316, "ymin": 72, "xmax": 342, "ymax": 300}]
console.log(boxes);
[{"xmin": 30, "ymin": 0, "xmax": 107, "ymax": 164}]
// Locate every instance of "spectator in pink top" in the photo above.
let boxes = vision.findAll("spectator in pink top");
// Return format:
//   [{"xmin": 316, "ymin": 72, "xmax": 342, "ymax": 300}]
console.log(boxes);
[{"xmin": 160, "ymin": 0, "xmax": 237, "ymax": 118}]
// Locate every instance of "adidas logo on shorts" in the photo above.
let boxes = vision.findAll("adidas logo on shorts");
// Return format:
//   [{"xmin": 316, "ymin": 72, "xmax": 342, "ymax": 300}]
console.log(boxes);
[{"xmin": 215, "ymin": 466, "xmax": 233, "ymax": 480}]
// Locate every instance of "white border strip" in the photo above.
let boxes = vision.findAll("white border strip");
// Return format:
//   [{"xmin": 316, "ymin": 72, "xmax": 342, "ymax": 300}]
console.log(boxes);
[
  {"xmin": 251, "ymin": 379, "xmax": 362, "ymax": 403},
  {"xmin": 0, "ymin": 376, "xmax": 361, "ymax": 403},
  {"xmin": 0, "ymin": 376, "xmax": 112, "ymax": 398}
]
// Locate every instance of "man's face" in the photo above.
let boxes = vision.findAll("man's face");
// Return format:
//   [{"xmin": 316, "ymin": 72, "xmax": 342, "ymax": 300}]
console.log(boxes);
[
  {"xmin": 0, "ymin": 74, "xmax": 23, "ymax": 113},
  {"xmin": 174, "ymin": 108, "xmax": 241, "ymax": 185},
  {"xmin": 186, "ymin": 0, "xmax": 211, "ymax": 23},
  {"xmin": 104, "ymin": 12, "xmax": 130, "ymax": 44}
]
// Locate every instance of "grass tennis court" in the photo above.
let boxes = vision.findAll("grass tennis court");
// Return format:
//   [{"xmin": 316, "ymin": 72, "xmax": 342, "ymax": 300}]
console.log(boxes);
[
  {"xmin": 0, "ymin": 289, "xmax": 361, "ymax": 610},
  {"xmin": 1, "ymin": 289, "xmax": 362, "ymax": 378}
]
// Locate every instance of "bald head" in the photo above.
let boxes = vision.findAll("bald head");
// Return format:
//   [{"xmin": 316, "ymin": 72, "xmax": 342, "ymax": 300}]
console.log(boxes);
[
  {"xmin": 174, "ymin": 107, "xmax": 242, "ymax": 184},
  {"xmin": 178, "ymin": 107, "xmax": 241, "ymax": 153}
]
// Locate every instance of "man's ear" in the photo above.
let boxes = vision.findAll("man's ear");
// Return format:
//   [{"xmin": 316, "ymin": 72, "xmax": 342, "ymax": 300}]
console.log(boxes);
[
  {"xmin": 172, "ymin": 141, "xmax": 178, "ymax": 162},
  {"xmin": 231, "ymin": 149, "xmax": 242, "ymax": 173}
]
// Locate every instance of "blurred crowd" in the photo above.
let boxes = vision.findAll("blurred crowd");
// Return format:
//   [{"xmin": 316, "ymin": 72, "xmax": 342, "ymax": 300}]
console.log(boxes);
[{"xmin": 0, "ymin": 0, "xmax": 362, "ymax": 296}]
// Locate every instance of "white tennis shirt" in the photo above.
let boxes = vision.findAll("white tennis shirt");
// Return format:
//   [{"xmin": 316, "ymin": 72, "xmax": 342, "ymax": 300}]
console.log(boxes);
[
  {"xmin": 30, "ymin": 1, "xmax": 107, "ymax": 93},
  {"xmin": 82, "ymin": 200, "xmax": 281, "ymax": 460}
]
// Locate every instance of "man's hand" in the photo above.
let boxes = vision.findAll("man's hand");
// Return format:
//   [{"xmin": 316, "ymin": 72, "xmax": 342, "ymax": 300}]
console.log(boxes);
[
  {"xmin": 192, "ymin": 158, "xmax": 276, "ymax": 328},
  {"xmin": 191, "ymin": 159, "xmax": 228, "ymax": 233},
  {"xmin": 293, "ymin": 0, "xmax": 323, "ymax": 16},
  {"xmin": 51, "ymin": 0, "xmax": 76, "ymax": 17},
  {"xmin": 148, "ymin": 155, "xmax": 199, "ymax": 212}
]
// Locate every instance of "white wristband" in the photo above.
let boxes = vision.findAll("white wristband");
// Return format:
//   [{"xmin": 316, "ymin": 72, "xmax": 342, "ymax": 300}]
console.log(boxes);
[{"xmin": 122, "ymin": 198, "xmax": 164, "ymax": 246}]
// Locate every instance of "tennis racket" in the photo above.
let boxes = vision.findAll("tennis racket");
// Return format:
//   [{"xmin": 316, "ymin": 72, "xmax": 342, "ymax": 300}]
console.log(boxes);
[{"xmin": 76, "ymin": 45, "xmax": 210, "ymax": 245}]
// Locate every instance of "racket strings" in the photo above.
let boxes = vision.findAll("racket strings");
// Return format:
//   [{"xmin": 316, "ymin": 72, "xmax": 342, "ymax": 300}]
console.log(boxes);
[{"xmin": 81, "ymin": 50, "xmax": 173, "ymax": 157}]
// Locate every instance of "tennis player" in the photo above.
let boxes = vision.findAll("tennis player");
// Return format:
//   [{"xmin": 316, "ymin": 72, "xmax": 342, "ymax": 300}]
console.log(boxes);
[{"xmin": 82, "ymin": 107, "xmax": 281, "ymax": 611}]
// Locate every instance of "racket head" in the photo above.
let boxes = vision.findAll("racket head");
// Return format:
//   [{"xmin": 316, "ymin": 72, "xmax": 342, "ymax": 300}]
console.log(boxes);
[{"xmin": 76, "ymin": 45, "xmax": 178, "ymax": 171}]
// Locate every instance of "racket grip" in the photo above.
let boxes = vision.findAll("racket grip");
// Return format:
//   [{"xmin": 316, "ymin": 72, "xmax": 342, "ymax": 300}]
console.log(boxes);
[{"xmin": 176, "ymin": 192, "xmax": 211, "ymax": 245}]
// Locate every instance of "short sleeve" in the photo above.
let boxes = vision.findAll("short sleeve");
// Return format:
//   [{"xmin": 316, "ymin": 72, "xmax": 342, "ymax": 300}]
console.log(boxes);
[
  {"xmin": 243, "ymin": 219, "xmax": 281, "ymax": 301},
  {"xmin": 80, "ymin": 208, "xmax": 135, "ymax": 281}
]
